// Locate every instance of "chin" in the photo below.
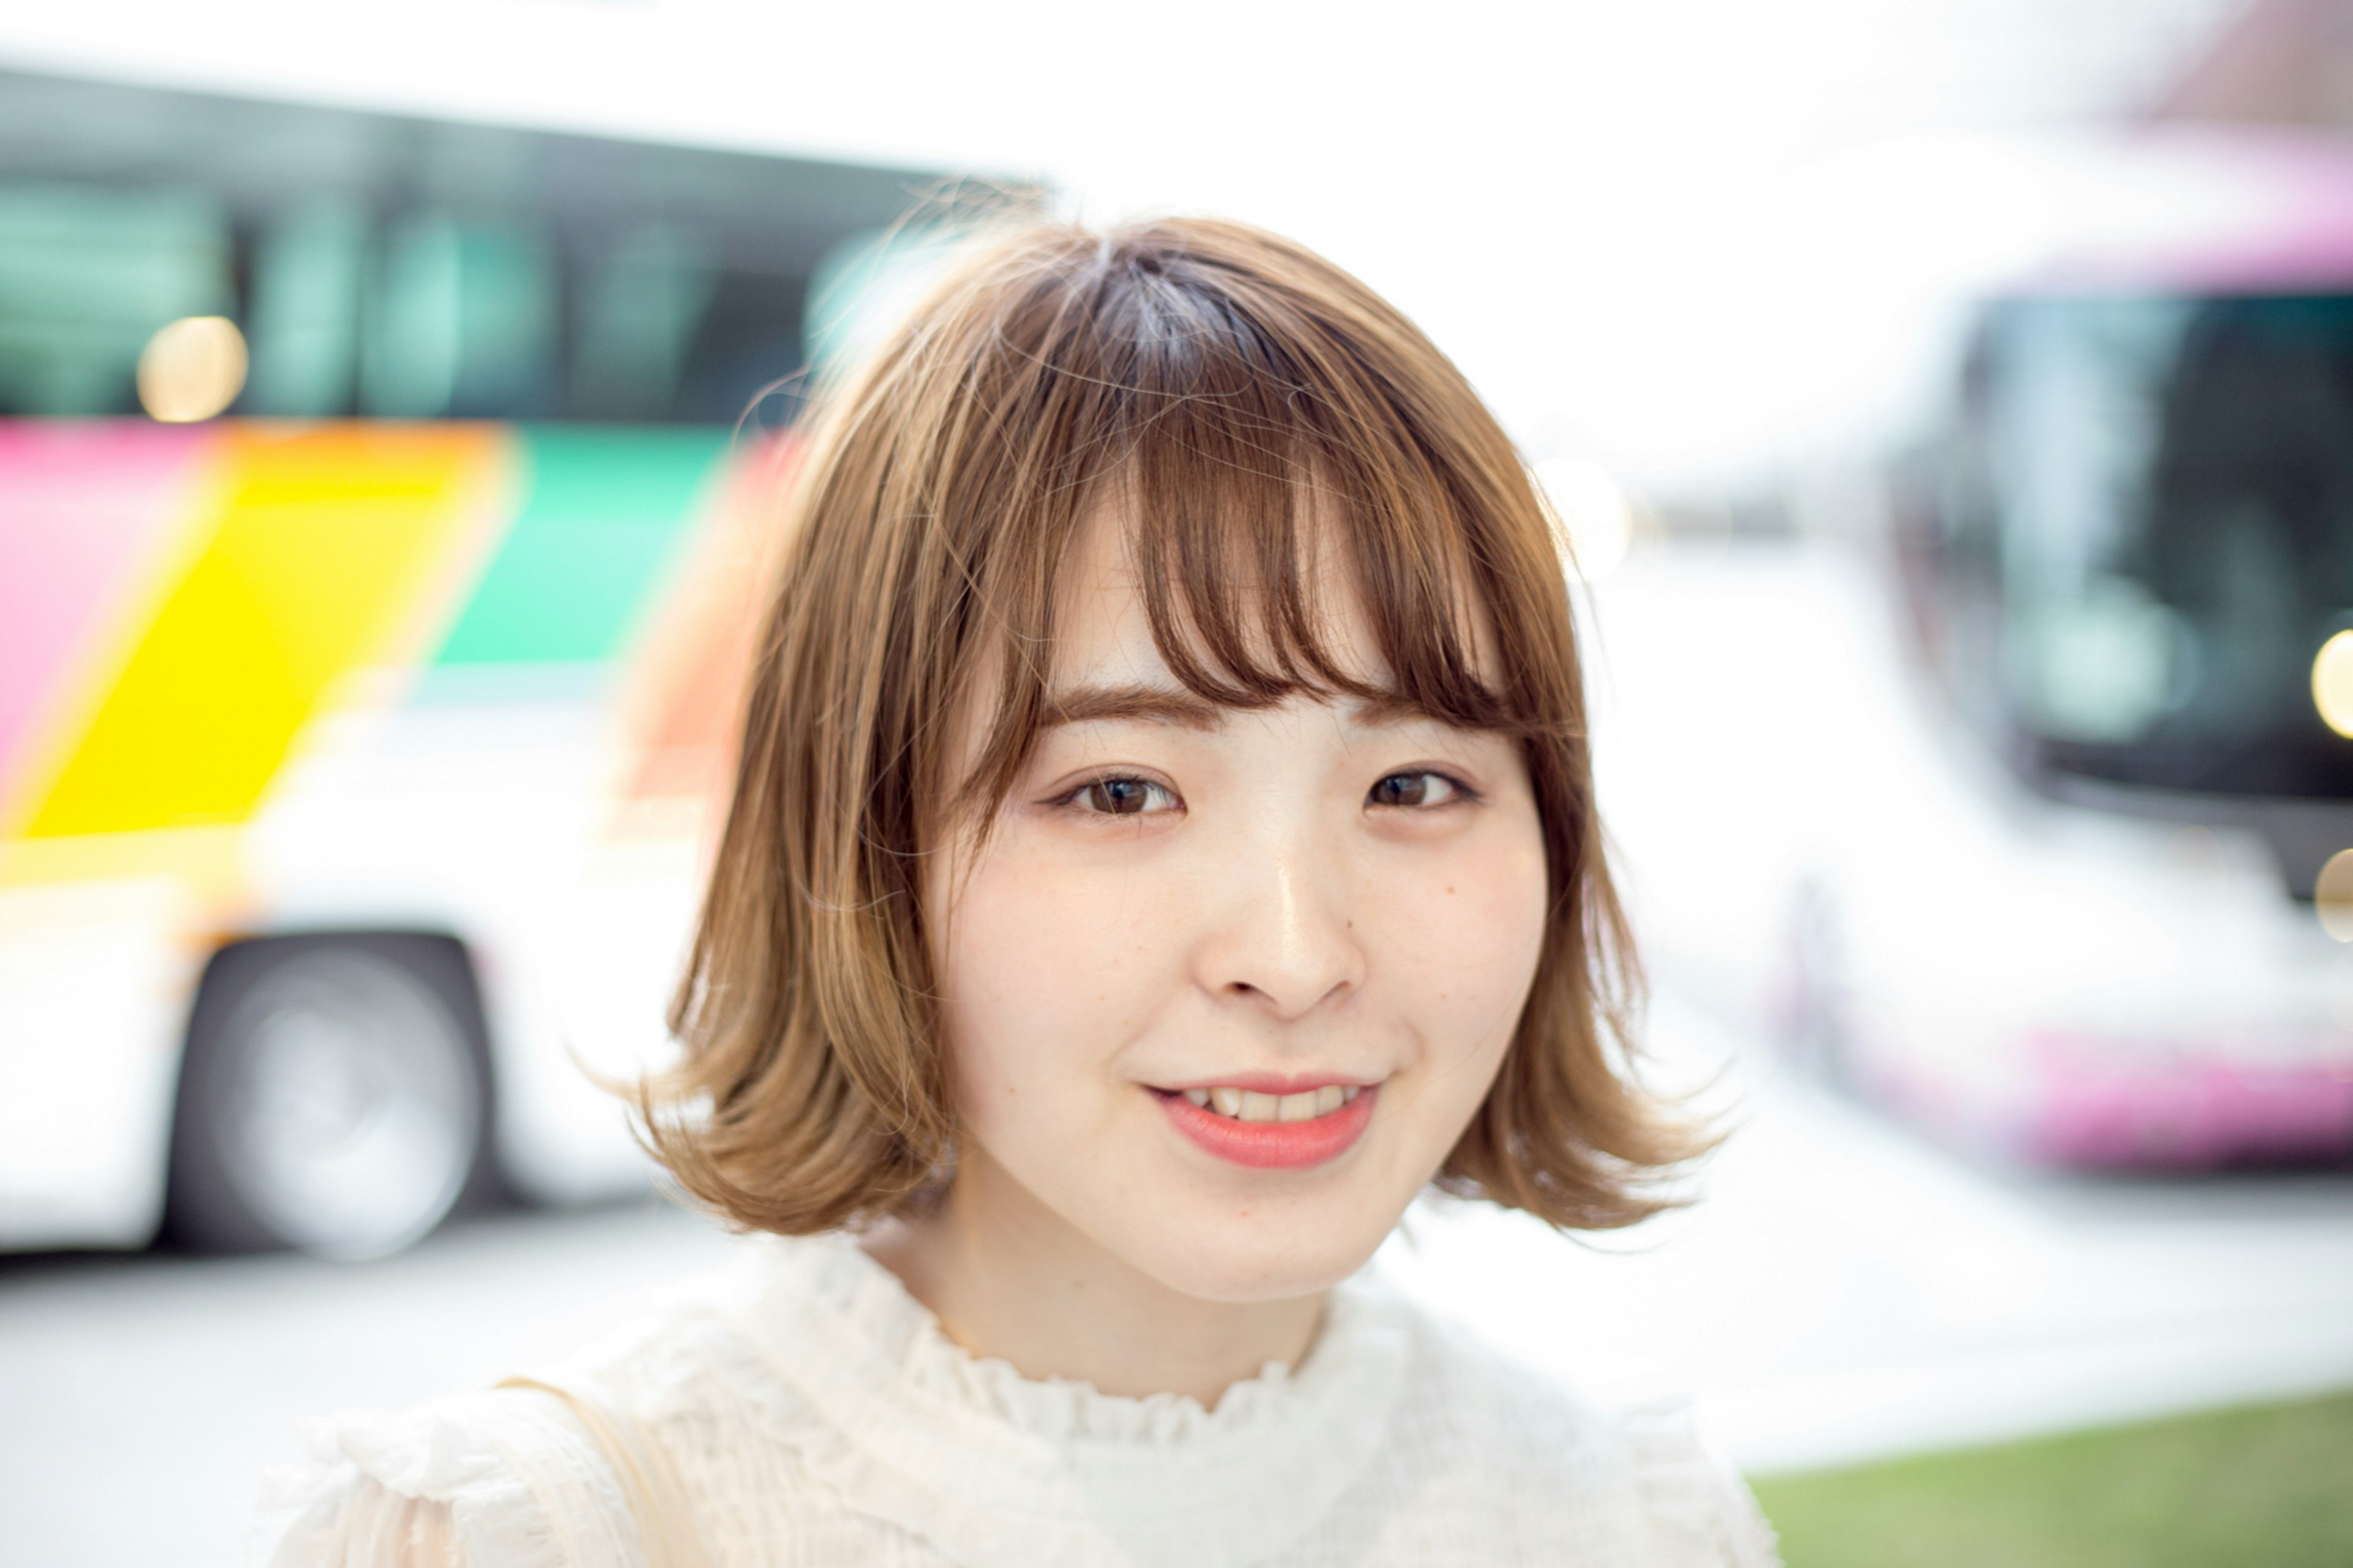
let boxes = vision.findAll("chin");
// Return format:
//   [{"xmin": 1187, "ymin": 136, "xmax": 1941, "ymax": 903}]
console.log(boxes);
[{"xmin": 1118, "ymin": 1202, "xmax": 1398, "ymax": 1305}]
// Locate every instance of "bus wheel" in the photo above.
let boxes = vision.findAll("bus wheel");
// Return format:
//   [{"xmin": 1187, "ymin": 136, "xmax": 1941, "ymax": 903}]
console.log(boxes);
[{"xmin": 165, "ymin": 936, "xmax": 490, "ymax": 1260}]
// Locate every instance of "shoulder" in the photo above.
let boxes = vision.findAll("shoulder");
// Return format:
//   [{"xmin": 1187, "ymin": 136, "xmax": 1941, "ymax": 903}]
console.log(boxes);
[
  {"xmin": 252, "ymin": 1267, "xmax": 781, "ymax": 1568},
  {"xmin": 254, "ymin": 1383, "xmax": 644, "ymax": 1568},
  {"xmin": 1362, "ymin": 1289, "xmax": 1781, "ymax": 1567}
]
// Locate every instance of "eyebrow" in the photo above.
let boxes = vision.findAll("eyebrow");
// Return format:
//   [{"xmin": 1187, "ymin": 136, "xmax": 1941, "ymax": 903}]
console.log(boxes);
[
  {"xmin": 1044, "ymin": 683, "xmax": 1222, "ymax": 731},
  {"xmin": 1041, "ymin": 682, "xmax": 1438, "ymax": 732}
]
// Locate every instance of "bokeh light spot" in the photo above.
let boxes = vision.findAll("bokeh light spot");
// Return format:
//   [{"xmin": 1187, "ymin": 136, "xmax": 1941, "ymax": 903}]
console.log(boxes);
[
  {"xmin": 2311, "ymin": 631, "xmax": 2353, "ymax": 739},
  {"xmin": 2316, "ymin": 847, "xmax": 2353, "ymax": 942},
  {"xmin": 1534, "ymin": 455, "xmax": 1634, "ymax": 583},
  {"xmin": 137, "ymin": 316, "xmax": 248, "ymax": 423}
]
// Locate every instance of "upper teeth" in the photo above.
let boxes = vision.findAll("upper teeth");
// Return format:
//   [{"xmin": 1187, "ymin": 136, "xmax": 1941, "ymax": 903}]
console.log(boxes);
[{"xmin": 1182, "ymin": 1085, "xmax": 1359, "ymax": 1121}]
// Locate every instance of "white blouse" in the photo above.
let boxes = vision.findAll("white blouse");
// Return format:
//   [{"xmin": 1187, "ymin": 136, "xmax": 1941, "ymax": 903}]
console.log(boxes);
[{"xmin": 257, "ymin": 1232, "xmax": 1779, "ymax": 1567}]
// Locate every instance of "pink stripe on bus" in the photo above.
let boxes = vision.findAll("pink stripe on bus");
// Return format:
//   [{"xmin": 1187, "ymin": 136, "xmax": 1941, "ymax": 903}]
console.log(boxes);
[{"xmin": 0, "ymin": 422, "xmax": 213, "ymax": 816}]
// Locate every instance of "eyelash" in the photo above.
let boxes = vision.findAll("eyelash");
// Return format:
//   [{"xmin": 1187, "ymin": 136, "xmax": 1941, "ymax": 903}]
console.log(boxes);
[
  {"xmin": 1052, "ymin": 776, "xmax": 1180, "ymax": 817},
  {"xmin": 1048, "ymin": 769, "xmax": 1479, "ymax": 818},
  {"xmin": 1366, "ymin": 770, "xmax": 1478, "ymax": 810}
]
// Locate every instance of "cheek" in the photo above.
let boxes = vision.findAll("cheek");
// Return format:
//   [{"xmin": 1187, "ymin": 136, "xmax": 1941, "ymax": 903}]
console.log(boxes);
[
  {"xmin": 934, "ymin": 844, "xmax": 1170, "ymax": 1127},
  {"xmin": 1377, "ymin": 827, "xmax": 1550, "ymax": 1063}
]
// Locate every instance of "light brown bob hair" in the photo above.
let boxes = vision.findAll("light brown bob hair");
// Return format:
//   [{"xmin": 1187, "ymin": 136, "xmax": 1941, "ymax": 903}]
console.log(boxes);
[{"xmin": 646, "ymin": 216, "xmax": 1698, "ymax": 1235}]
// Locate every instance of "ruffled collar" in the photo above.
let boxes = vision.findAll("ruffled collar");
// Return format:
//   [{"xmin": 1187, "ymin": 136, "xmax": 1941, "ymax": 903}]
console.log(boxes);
[{"xmin": 710, "ymin": 1231, "xmax": 1412, "ymax": 1568}]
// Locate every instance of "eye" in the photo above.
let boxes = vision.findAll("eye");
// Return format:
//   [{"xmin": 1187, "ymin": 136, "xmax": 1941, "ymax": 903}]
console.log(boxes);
[
  {"xmin": 1368, "ymin": 770, "xmax": 1468, "ymax": 809},
  {"xmin": 1067, "ymin": 775, "xmax": 1179, "ymax": 817}
]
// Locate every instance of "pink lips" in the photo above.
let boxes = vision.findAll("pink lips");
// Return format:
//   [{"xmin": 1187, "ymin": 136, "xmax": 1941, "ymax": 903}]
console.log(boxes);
[{"xmin": 1153, "ymin": 1080, "xmax": 1380, "ymax": 1169}]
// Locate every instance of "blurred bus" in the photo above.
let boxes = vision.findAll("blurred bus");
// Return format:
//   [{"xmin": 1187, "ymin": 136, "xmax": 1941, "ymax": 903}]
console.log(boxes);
[
  {"xmin": 0, "ymin": 69, "xmax": 969, "ymax": 1257},
  {"xmin": 1869, "ymin": 131, "xmax": 2353, "ymax": 1167},
  {"xmin": 1609, "ymin": 130, "xmax": 2353, "ymax": 1171}
]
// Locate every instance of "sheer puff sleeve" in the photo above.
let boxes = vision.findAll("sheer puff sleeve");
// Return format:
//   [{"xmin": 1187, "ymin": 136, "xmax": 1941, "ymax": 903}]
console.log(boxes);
[
  {"xmin": 1624, "ymin": 1398, "xmax": 1781, "ymax": 1567},
  {"xmin": 253, "ymin": 1389, "xmax": 642, "ymax": 1568}
]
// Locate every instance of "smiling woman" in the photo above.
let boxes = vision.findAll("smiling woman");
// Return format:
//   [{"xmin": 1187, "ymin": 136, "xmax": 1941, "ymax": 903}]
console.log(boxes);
[
  {"xmin": 662, "ymin": 218, "xmax": 1683, "ymax": 1248},
  {"xmin": 262, "ymin": 218, "xmax": 1776, "ymax": 1568}
]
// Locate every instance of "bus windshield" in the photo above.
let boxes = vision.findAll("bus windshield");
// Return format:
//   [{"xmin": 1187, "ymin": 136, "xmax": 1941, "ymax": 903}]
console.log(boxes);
[{"xmin": 1936, "ymin": 291, "xmax": 2353, "ymax": 801}]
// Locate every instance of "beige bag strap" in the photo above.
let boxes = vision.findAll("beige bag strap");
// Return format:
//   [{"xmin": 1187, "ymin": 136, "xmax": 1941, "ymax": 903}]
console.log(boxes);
[{"xmin": 498, "ymin": 1375, "xmax": 711, "ymax": 1568}]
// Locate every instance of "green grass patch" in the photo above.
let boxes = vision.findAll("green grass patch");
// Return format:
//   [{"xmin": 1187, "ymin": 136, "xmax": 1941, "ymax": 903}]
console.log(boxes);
[{"xmin": 1751, "ymin": 1390, "xmax": 2353, "ymax": 1568}]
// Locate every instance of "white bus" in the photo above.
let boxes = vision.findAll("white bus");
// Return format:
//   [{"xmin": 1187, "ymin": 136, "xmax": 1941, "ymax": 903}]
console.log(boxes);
[
  {"xmin": 1598, "ymin": 130, "xmax": 2353, "ymax": 1172},
  {"xmin": 0, "ymin": 66, "xmax": 968, "ymax": 1258}
]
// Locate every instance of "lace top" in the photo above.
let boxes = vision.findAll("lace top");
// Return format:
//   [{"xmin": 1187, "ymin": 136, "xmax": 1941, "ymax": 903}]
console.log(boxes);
[{"xmin": 256, "ymin": 1232, "xmax": 1778, "ymax": 1567}]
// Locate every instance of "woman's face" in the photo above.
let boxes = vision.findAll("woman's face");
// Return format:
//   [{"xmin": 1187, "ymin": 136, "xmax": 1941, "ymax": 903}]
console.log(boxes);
[{"xmin": 928, "ymin": 508, "xmax": 1550, "ymax": 1303}]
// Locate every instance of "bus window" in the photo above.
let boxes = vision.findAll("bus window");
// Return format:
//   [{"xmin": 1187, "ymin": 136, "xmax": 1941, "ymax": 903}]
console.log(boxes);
[
  {"xmin": 246, "ymin": 203, "xmax": 367, "ymax": 417},
  {"xmin": 362, "ymin": 216, "xmax": 558, "ymax": 419},
  {"xmin": 569, "ymin": 226, "xmax": 718, "ymax": 423},
  {"xmin": 0, "ymin": 185, "xmax": 232, "ymax": 415},
  {"xmin": 0, "ymin": 65, "xmax": 978, "ymax": 425}
]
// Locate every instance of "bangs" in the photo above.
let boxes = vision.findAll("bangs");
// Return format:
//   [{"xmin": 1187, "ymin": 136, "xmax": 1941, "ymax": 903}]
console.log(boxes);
[
  {"xmin": 1121, "ymin": 389, "xmax": 1510, "ymax": 727},
  {"xmin": 940, "ymin": 233, "xmax": 1570, "ymax": 822}
]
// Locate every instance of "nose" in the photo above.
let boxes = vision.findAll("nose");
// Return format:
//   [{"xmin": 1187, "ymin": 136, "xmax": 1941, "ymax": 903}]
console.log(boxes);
[{"xmin": 1194, "ymin": 815, "xmax": 1366, "ymax": 1020}]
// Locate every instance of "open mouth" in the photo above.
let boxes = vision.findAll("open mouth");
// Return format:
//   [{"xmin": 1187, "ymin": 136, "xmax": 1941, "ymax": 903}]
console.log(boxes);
[
  {"xmin": 1178, "ymin": 1084, "xmax": 1362, "ymax": 1123},
  {"xmin": 1150, "ymin": 1081, "xmax": 1379, "ymax": 1168}
]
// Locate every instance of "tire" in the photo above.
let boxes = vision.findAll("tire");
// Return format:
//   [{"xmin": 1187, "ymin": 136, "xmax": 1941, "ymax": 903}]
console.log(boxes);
[{"xmin": 164, "ymin": 934, "xmax": 492, "ymax": 1260}]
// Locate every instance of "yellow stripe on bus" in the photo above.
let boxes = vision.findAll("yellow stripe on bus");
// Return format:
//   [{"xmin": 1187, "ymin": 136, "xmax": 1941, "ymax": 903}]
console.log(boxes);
[{"xmin": 23, "ymin": 425, "xmax": 502, "ymax": 839}]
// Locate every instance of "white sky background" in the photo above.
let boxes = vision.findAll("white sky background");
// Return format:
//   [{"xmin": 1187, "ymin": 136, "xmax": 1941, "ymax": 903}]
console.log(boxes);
[{"xmin": 0, "ymin": 0, "xmax": 2245, "ymax": 491}]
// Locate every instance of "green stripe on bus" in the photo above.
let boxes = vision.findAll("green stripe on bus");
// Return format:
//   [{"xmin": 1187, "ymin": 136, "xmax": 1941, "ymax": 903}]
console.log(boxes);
[{"xmin": 432, "ymin": 425, "xmax": 731, "ymax": 668}]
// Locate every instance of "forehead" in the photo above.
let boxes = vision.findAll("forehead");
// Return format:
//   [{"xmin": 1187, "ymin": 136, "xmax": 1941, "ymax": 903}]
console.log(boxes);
[{"xmin": 1050, "ymin": 488, "xmax": 1411, "ymax": 695}]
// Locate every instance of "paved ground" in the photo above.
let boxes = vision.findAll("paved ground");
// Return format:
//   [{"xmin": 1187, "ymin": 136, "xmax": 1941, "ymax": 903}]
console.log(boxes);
[
  {"xmin": 1382, "ymin": 998, "xmax": 2353, "ymax": 1474},
  {"xmin": 4, "ymin": 993, "xmax": 2349, "ymax": 1568},
  {"xmin": 0, "ymin": 1191, "xmax": 734, "ymax": 1568}
]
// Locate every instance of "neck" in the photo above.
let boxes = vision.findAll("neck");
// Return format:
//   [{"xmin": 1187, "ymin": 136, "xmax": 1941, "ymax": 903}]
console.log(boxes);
[{"xmin": 862, "ymin": 1149, "xmax": 1325, "ymax": 1406}]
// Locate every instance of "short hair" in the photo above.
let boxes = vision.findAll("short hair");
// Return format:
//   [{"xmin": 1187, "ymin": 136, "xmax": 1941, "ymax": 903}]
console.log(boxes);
[{"xmin": 645, "ymin": 216, "xmax": 1699, "ymax": 1235}]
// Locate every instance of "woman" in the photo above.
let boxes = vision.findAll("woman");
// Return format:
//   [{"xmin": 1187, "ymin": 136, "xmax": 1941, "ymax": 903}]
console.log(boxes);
[{"xmin": 262, "ymin": 216, "xmax": 1778, "ymax": 1567}]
